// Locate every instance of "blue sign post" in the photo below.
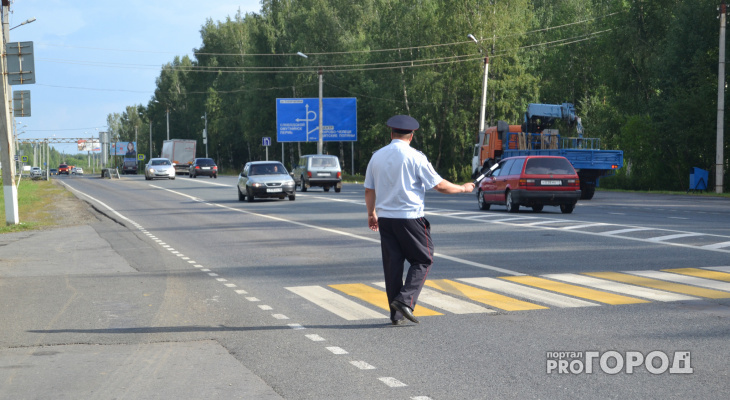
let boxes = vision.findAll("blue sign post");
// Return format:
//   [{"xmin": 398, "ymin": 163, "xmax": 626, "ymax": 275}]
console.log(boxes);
[{"xmin": 276, "ymin": 98, "xmax": 357, "ymax": 143}]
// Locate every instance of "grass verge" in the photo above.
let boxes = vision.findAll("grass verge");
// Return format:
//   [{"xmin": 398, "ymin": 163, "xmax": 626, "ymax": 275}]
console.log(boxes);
[{"xmin": 0, "ymin": 178, "xmax": 71, "ymax": 233}]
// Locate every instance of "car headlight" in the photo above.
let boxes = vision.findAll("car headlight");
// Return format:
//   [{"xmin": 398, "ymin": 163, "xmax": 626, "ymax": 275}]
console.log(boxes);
[{"xmin": 251, "ymin": 182, "xmax": 264, "ymax": 188}]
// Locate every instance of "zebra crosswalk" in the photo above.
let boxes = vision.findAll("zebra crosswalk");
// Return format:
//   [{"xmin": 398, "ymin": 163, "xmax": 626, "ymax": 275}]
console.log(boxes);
[{"xmin": 284, "ymin": 267, "xmax": 730, "ymax": 321}]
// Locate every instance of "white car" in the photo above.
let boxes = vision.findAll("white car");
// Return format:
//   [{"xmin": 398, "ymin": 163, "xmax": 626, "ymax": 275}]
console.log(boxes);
[
  {"xmin": 145, "ymin": 158, "xmax": 176, "ymax": 180},
  {"xmin": 30, "ymin": 167, "xmax": 43, "ymax": 178},
  {"xmin": 71, "ymin": 167, "xmax": 84, "ymax": 175}
]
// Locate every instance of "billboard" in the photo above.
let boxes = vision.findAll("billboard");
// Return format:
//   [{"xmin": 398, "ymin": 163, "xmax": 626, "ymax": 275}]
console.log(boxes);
[
  {"xmin": 112, "ymin": 142, "xmax": 137, "ymax": 158},
  {"xmin": 276, "ymin": 98, "xmax": 357, "ymax": 142},
  {"xmin": 77, "ymin": 139, "xmax": 100, "ymax": 152}
]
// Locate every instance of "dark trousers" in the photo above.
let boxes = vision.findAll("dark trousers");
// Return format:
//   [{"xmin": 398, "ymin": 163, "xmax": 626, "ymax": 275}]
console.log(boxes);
[{"xmin": 378, "ymin": 217, "xmax": 434, "ymax": 321}]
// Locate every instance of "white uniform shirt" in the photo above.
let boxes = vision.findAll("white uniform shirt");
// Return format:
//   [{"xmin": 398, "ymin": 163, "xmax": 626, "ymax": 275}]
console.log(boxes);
[{"xmin": 364, "ymin": 139, "xmax": 443, "ymax": 219}]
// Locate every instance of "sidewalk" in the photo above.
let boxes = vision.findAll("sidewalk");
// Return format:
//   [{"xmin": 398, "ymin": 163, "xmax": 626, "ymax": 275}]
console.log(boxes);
[{"xmin": 0, "ymin": 224, "xmax": 283, "ymax": 399}]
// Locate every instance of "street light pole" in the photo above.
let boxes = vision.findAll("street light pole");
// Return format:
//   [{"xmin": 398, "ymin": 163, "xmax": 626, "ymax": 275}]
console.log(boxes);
[
  {"xmin": 166, "ymin": 107, "xmax": 170, "ymax": 141},
  {"xmin": 0, "ymin": 3, "xmax": 19, "ymax": 224},
  {"xmin": 318, "ymin": 68, "xmax": 324, "ymax": 155},
  {"xmin": 468, "ymin": 34, "xmax": 489, "ymax": 146},
  {"xmin": 202, "ymin": 112, "xmax": 208, "ymax": 158}
]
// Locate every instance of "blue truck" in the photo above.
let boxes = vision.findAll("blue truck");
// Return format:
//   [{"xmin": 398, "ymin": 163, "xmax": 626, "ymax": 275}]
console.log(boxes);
[{"xmin": 471, "ymin": 103, "xmax": 623, "ymax": 199}]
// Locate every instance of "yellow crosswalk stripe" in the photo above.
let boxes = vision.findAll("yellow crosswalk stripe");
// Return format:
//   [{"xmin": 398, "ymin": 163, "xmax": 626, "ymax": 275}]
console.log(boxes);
[
  {"xmin": 584, "ymin": 272, "xmax": 730, "ymax": 299},
  {"xmin": 329, "ymin": 283, "xmax": 442, "ymax": 316},
  {"xmin": 662, "ymin": 268, "xmax": 730, "ymax": 283},
  {"xmin": 425, "ymin": 279, "xmax": 547, "ymax": 311},
  {"xmin": 501, "ymin": 276, "xmax": 649, "ymax": 305}
]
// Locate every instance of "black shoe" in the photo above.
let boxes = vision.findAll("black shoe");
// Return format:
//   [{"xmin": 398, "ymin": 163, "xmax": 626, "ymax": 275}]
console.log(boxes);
[
  {"xmin": 391, "ymin": 319, "xmax": 406, "ymax": 326},
  {"xmin": 390, "ymin": 301, "xmax": 419, "ymax": 324}
]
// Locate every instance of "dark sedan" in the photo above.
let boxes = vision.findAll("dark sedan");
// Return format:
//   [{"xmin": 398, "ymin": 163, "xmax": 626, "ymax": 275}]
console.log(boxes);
[
  {"xmin": 189, "ymin": 158, "xmax": 218, "ymax": 178},
  {"xmin": 237, "ymin": 161, "xmax": 295, "ymax": 202}
]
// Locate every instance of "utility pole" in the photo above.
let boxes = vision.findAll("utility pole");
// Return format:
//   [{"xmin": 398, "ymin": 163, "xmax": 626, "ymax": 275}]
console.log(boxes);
[
  {"xmin": 0, "ymin": 2, "xmax": 19, "ymax": 224},
  {"xmin": 202, "ymin": 112, "xmax": 208, "ymax": 158},
  {"xmin": 318, "ymin": 68, "xmax": 323, "ymax": 155},
  {"xmin": 717, "ymin": 2, "xmax": 727, "ymax": 193}
]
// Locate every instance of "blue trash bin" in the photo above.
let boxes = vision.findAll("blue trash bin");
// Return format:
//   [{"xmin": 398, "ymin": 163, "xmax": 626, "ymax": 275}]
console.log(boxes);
[{"xmin": 689, "ymin": 167, "xmax": 708, "ymax": 191}]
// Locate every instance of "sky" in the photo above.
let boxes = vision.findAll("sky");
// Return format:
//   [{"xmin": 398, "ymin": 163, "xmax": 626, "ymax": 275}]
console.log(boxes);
[{"xmin": 10, "ymin": 0, "xmax": 263, "ymax": 155}]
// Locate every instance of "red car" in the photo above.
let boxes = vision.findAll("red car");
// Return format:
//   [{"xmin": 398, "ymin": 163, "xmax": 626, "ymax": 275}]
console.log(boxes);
[
  {"xmin": 477, "ymin": 156, "xmax": 581, "ymax": 214},
  {"xmin": 58, "ymin": 164, "xmax": 70, "ymax": 175}
]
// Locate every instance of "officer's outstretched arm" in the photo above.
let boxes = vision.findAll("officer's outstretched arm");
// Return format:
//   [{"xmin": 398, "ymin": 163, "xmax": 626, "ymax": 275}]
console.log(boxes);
[{"xmin": 434, "ymin": 179, "xmax": 475, "ymax": 194}]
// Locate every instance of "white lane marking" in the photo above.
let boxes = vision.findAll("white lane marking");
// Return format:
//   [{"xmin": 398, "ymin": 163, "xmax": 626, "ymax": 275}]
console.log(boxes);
[
  {"xmin": 704, "ymin": 266, "xmax": 730, "ymax": 273},
  {"xmin": 224, "ymin": 283, "xmax": 237, "ymax": 288},
  {"xmin": 208, "ymin": 273, "xmax": 218, "ymax": 277},
  {"xmin": 201, "ymin": 268, "xmax": 210, "ymax": 272},
  {"xmin": 326, "ymin": 346, "xmax": 348, "ymax": 355},
  {"xmin": 286, "ymin": 286, "xmax": 385, "ymax": 320},
  {"xmin": 668, "ymin": 217, "xmax": 689, "ymax": 220},
  {"xmin": 458, "ymin": 277, "xmax": 597, "ymax": 308},
  {"xmin": 151, "ymin": 186, "xmax": 523, "ymax": 276},
  {"xmin": 702, "ymin": 241, "xmax": 730, "ymax": 250},
  {"xmin": 488, "ymin": 217, "xmax": 535, "ymax": 223},
  {"xmin": 272, "ymin": 314, "xmax": 289, "ymax": 320},
  {"xmin": 235, "ymin": 289, "xmax": 248, "ymax": 295},
  {"xmin": 245, "ymin": 297, "xmax": 260, "ymax": 302},
  {"xmin": 372, "ymin": 282, "xmax": 493, "ymax": 314},
  {"xmin": 543, "ymin": 273, "xmax": 698, "ymax": 302},
  {"xmin": 288, "ymin": 323, "xmax": 305, "ymax": 330},
  {"xmin": 306, "ymin": 334, "xmax": 325, "ymax": 341},
  {"xmin": 411, "ymin": 397, "xmax": 434, "ymax": 400},
  {"xmin": 608, "ymin": 212, "xmax": 625, "ymax": 215},
  {"xmin": 216, "ymin": 278, "xmax": 227, "ymax": 282},
  {"xmin": 627, "ymin": 270, "xmax": 730, "ymax": 292},
  {"xmin": 175, "ymin": 254, "xmax": 185, "ymax": 257},
  {"xmin": 181, "ymin": 257, "xmax": 190, "ymax": 260},
  {"xmin": 379, "ymin": 377, "xmax": 407, "ymax": 387},
  {"xmin": 646, "ymin": 233, "xmax": 702, "ymax": 242},
  {"xmin": 561, "ymin": 223, "xmax": 608, "ymax": 230},
  {"xmin": 194, "ymin": 265, "xmax": 204, "ymax": 268},
  {"xmin": 187, "ymin": 260, "xmax": 197, "ymax": 264},
  {"xmin": 523, "ymin": 220, "xmax": 572, "ymax": 226},
  {"xmin": 351, "ymin": 361, "xmax": 376, "ymax": 370},
  {"xmin": 600, "ymin": 227, "xmax": 653, "ymax": 235},
  {"xmin": 258, "ymin": 305, "xmax": 273, "ymax": 310}
]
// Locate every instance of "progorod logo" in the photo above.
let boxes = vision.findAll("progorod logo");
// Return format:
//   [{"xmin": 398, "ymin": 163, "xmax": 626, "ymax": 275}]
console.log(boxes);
[{"xmin": 546, "ymin": 351, "xmax": 693, "ymax": 375}]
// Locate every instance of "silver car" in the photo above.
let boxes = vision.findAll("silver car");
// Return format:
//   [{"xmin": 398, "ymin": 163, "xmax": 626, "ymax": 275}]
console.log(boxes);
[
  {"xmin": 237, "ymin": 161, "xmax": 295, "ymax": 202},
  {"xmin": 145, "ymin": 158, "xmax": 176, "ymax": 180},
  {"xmin": 292, "ymin": 154, "xmax": 342, "ymax": 192}
]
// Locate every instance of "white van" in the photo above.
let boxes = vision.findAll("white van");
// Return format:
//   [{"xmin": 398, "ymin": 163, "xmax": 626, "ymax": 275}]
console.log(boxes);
[{"xmin": 292, "ymin": 155, "xmax": 342, "ymax": 192}]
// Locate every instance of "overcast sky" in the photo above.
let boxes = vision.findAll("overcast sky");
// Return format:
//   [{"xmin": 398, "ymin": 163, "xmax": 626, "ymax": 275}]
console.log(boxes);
[{"xmin": 11, "ymin": 0, "xmax": 262, "ymax": 155}]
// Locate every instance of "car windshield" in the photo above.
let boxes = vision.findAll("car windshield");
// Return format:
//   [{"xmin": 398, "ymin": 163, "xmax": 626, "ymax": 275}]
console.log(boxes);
[
  {"xmin": 250, "ymin": 163, "xmax": 287, "ymax": 175},
  {"xmin": 151, "ymin": 160, "xmax": 171, "ymax": 166},
  {"xmin": 524, "ymin": 158, "xmax": 575, "ymax": 175}
]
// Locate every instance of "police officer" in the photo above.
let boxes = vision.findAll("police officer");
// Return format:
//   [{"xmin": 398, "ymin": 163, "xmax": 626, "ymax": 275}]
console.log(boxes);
[{"xmin": 364, "ymin": 115, "xmax": 475, "ymax": 325}]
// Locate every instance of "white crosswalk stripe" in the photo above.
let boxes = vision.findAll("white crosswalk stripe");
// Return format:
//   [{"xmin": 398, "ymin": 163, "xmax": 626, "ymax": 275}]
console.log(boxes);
[
  {"xmin": 285, "ymin": 286, "xmax": 385, "ymax": 320},
  {"xmin": 627, "ymin": 270, "xmax": 730, "ymax": 292},
  {"xmin": 371, "ymin": 282, "xmax": 493, "ymax": 314},
  {"xmin": 458, "ymin": 277, "xmax": 598, "ymax": 308},
  {"xmin": 543, "ymin": 273, "xmax": 699, "ymax": 302}
]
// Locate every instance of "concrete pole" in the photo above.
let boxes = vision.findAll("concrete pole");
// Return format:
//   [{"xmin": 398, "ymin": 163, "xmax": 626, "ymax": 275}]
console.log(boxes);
[
  {"xmin": 0, "ymin": 4, "xmax": 18, "ymax": 223},
  {"xmin": 166, "ymin": 107, "xmax": 170, "ymax": 140},
  {"xmin": 149, "ymin": 120, "xmax": 152, "ymax": 160},
  {"xmin": 717, "ymin": 3, "xmax": 727, "ymax": 193},
  {"xmin": 318, "ymin": 68, "xmax": 323, "ymax": 155},
  {"xmin": 203, "ymin": 112, "xmax": 208, "ymax": 158}
]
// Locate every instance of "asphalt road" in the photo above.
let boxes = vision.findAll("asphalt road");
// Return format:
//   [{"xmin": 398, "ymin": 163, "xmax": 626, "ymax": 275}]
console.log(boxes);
[{"xmin": 4, "ymin": 173, "xmax": 730, "ymax": 399}]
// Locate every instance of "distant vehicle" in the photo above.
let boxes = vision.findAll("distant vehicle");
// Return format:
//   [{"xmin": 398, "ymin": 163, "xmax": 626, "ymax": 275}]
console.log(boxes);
[
  {"xmin": 189, "ymin": 158, "xmax": 218, "ymax": 178},
  {"xmin": 237, "ymin": 161, "xmax": 295, "ymax": 202},
  {"xmin": 477, "ymin": 155, "xmax": 581, "ymax": 214},
  {"xmin": 71, "ymin": 167, "xmax": 84, "ymax": 175},
  {"xmin": 30, "ymin": 167, "xmax": 43, "ymax": 178},
  {"xmin": 144, "ymin": 158, "xmax": 176, "ymax": 180},
  {"xmin": 292, "ymin": 154, "xmax": 342, "ymax": 192},
  {"xmin": 122, "ymin": 159, "xmax": 138, "ymax": 175},
  {"xmin": 50, "ymin": 168, "xmax": 58, "ymax": 175},
  {"xmin": 58, "ymin": 164, "xmax": 70, "ymax": 175},
  {"xmin": 161, "ymin": 139, "xmax": 196, "ymax": 175}
]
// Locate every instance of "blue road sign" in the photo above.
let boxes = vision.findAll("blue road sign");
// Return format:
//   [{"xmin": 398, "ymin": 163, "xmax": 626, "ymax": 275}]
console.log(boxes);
[
  {"xmin": 276, "ymin": 98, "xmax": 357, "ymax": 143},
  {"xmin": 262, "ymin": 137, "xmax": 271, "ymax": 146}
]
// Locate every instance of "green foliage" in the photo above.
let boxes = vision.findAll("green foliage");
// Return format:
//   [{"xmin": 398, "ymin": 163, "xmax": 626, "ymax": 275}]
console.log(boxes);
[{"xmin": 105, "ymin": 0, "xmax": 728, "ymax": 190}]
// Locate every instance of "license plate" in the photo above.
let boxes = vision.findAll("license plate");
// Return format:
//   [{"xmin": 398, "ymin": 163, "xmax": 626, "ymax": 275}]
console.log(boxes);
[
  {"xmin": 541, "ymin": 180, "xmax": 562, "ymax": 185},
  {"xmin": 317, "ymin": 172, "xmax": 329, "ymax": 177},
  {"xmin": 266, "ymin": 188, "xmax": 282, "ymax": 193},
  {"xmin": 201, "ymin": 167, "xmax": 210, "ymax": 170}
]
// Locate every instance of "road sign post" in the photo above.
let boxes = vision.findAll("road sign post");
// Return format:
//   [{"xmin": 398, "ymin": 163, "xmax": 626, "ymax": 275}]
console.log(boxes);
[{"xmin": 263, "ymin": 137, "xmax": 271, "ymax": 161}]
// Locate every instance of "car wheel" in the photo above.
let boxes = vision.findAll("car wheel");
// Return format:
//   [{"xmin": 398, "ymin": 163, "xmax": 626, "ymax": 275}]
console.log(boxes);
[
  {"xmin": 300, "ymin": 176, "xmax": 307, "ymax": 192},
  {"xmin": 324, "ymin": 186, "xmax": 330, "ymax": 192},
  {"xmin": 237, "ymin": 186, "xmax": 245, "ymax": 201},
  {"xmin": 478, "ymin": 189, "xmax": 490, "ymax": 210},
  {"xmin": 191, "ymin": 172, "xmax": 196, "ymax": 178},
  {"xmin": 334, "ymin": 186, "xmax": 341, "ymax": 193},
  {"xmin": 505, "ymin": 191, "xmax": 519, "ymax": 213},
  {"xmin": 246, "ymin": 187, "xmax": 254, "ymax": 202},
  {"xmin": 170, "ymin": 176, "xmax": 175, "ymax": 180},
  {"xmin": 532, "ymin": 205, "xmax": 544, "ymax": 212},
  {"xmin": 560, "ymin": 204, "xmax": 575, "ymax": 214},
  {"xmin": 289, "ymin": 194, "xmax": 295, "ymax": 201},
  {"xmin": 145, "ymin": 176, "xmax": 151, "ymax": 180}
]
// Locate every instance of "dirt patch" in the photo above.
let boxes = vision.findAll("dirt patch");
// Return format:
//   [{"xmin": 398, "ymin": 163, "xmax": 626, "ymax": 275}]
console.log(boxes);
[{"xmin": 45, "ymin": 180, "xmax": 100, "ymax": 228}]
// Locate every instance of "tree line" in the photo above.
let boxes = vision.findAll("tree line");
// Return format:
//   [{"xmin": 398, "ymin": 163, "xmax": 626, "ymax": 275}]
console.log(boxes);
[{"xmin": 107, "ymin": 0, "xmax": 728, "ymax": 191}]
